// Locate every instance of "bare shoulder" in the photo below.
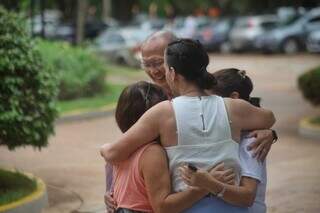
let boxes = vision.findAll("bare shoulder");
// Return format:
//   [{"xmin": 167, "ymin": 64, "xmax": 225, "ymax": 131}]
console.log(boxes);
[
  {"xmin": 148, "ymin": 100, "xmax": 173, "ymax": 120},
  {"xmin": 143, "ymin": 143, "xmax": 166, "ymax": 159},
  {"xmin": 153, "ymin": 100, "xmax": 172, "ymax": 112},
  {"xmin": 139, "ymin": 144, "xmax": 168, "ymax": 180},
  {"xmin": 224, "ymin": 97, "xmax": 248, "ymax": 107},
  {"xmin": 141, "ymin": 100, "xmax": 172, "ymax": 124},
  {"xmin": 140, "ymin": 143, "xmax": 167, "ymax": 169},
  {"xmin": 224, "ymin": 98, "xmax": 250, "ymax": 114}
]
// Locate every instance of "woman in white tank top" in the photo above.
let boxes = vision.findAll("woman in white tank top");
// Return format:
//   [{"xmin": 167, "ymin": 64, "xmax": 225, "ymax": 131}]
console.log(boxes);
[{"xmin": 101, "ymin": 39, "xmax": 275, "ymax": 212}]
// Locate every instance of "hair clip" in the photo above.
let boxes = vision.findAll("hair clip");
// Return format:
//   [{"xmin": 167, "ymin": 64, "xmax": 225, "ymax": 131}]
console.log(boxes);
[{"xmin": 238, "ymin": 70, "xmax": 246, "ymax": 79}]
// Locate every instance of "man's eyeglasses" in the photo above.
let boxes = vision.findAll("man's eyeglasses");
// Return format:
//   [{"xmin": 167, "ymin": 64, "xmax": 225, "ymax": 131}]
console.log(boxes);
[{"xmin": 141, "ymin": 58, "xmax": 164, "ymax": 70}]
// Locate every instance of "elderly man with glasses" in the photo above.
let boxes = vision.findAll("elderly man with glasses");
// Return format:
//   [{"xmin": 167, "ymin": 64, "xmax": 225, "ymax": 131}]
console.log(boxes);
[{"xmin": 140, "ymin": 31, "xmax": 177, "ymax": 98}]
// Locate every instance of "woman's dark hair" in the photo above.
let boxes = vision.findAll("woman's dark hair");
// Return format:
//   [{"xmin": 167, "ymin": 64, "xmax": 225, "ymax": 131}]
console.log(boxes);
[
  {"xmin": 213, "ymin": 68, "xmax": 253, "ymax": 102},
  {"xmin": 115, "ymin": 81, "xmax": 168, "ymax": 133},
  {"xmin": 165, "ymin": 39, "xmax": 216, "ymax": 90}
]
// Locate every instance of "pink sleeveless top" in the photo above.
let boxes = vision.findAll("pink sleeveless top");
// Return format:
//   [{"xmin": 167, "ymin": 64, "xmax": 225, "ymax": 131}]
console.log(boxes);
[{"xmin": 113, "ymin": 144, "xmax": 154, "ymax": 212}]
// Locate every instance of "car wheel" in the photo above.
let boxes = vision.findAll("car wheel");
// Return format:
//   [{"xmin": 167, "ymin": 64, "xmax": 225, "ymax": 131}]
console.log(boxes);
[{"xmin": 282, "ymin": 39, "xmax": 299, "ymax": 54}]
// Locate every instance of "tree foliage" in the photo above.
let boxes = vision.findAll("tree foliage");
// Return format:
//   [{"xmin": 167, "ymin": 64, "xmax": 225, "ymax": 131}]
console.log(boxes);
[{"xmin": 0, "ymin": 7, "xmax": 58, "ymax": 150}]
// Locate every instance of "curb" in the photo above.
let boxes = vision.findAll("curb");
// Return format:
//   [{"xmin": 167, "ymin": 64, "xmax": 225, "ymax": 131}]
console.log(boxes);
[
  {"xmin": 299, "ymin": 117, "xmax": 320, "ymax": 140},
  {"xmin": 0, "ymin": 172, "xmax": 47, "ymax": 213},
  {"xmin": 56, "ymin": 106, "xmax": 116, "ymax": 125}
]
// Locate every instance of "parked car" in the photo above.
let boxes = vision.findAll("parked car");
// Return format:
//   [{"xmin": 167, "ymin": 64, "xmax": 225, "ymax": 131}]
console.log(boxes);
[
  {"xmin": 255, "ymin": 8, "xmax": 320, "ymax": 54},
  {"xmin": 229, "ymin": 15, "xmax": 278, "ymax": 52},
  {"xmin": 173, "ymin": 16, "xmax": 212, "ymax": 39},
  {"xmin": 29, "ymin": 10, "xmax": 61, "ymax": 38},
  {"xmin": 54, "ymin": 18, "xmax": 118, "ymax": 42},
  {"xmin": 307, "ymin": 30, "xmax": 320, "ymax": 53},
  {"xmin": 195, "ymin": 18, "xmax": 235, "ymax": 52},
  {"xmin": 140, "ymin": 18, "xmax": 166, "ymax": 31},
  {"xmin": 93, "ymin": 27, "xmax": 153, "ymax": 67},
  {"xmin": 54, "ymin": 23, "xmax": 75, "ymax": 42}
]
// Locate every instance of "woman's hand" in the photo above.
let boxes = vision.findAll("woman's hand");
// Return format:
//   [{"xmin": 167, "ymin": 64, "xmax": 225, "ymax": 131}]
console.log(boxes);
[
  {"xmin": 179, "ymin": 163, "xmax": 236, "ymax": 189},
  {"xmin": 247, "ymin": 129, "xmax": 274, "ymax": 161},
  {"xmin": 179, "ymin": 165, "xmax": 212, "ymax": 189},
  {"xmin": 209, "ymin": 163, "xmax": 236, "ymax": 185},
  {"xmin": 104, "ymin": 192, "xmax": 116, "ymax": 213}
]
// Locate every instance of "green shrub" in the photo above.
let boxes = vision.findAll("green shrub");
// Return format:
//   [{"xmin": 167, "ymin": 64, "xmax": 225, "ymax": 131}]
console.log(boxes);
[
  {"xmin": 36, "ymin": 40, "xmax": 107, "ymax": 100},
  {"xmin": 0, "ymin": 7, "xmax": 58, "ymax": 150},
  {"xmin": 298, "ymin": 66, "xmax": 320, "ymax": 106}
]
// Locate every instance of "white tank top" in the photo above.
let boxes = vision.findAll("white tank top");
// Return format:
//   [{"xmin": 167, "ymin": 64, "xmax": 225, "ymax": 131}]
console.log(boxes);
[{"xmin": 165, "ymin": 95, "xmax": 241, "ymax": 192}]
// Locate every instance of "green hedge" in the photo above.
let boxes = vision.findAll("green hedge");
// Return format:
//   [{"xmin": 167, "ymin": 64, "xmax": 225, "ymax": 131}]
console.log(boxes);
[
  {"xmin": 36, "ymin": 40, "xmax": 107, "ymax": 100},
  {"xmin": 298, "ymin": 66, "xmax": 320, "ymax": 106},
  {"xmin": 0, "ymin": 7, "xmax": 58, "ymax": 150}
]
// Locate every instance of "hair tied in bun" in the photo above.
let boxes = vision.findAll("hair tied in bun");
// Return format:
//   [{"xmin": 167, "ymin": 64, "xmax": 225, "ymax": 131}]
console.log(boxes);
[{"xmin": 200, "ymin": 66, "xmax": 207, "ymax": 74}]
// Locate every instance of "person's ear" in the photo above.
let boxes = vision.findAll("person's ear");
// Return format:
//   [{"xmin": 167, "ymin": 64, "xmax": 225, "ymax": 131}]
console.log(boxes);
[
  {"xmin": 230, "ymin": 91, "xmax": 240, "ymax": 99},
  {"xmin": 169, "ymin": 67, "xmax": 176, "ymax": 81}
]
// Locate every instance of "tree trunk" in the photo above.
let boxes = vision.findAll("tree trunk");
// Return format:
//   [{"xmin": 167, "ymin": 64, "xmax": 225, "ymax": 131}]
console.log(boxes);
[
  {"xmin": 102, "ymin": 0, "xmax": 112, "ymax": 19},
  {"xmin": 76, "ymin": 0, "xmax": 87, "ymax": 44},
  {"xmin": 40, "ymin": 0, "xmax": 46, "ymax": 38},
  {"xmin": 112, "ymin": 0, "xmax": 136, "ymax": 22}
]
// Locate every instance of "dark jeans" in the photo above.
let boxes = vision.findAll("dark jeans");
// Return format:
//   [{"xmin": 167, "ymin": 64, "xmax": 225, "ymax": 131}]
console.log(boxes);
[{"xmin": 116, "ymin": 208, "xmax": 145, "ymax": 213}]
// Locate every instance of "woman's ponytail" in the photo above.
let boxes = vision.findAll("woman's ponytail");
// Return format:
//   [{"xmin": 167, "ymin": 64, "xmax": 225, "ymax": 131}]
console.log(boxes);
[{"xmin": 195, "ymin": 68, "xmax": 217, "ymax": 90}]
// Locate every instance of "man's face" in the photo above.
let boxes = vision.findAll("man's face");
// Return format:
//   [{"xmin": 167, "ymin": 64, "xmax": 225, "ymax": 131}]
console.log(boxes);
[{"xmin": 141, "ymin": 41, "xmax": 168, "ymax": 89}]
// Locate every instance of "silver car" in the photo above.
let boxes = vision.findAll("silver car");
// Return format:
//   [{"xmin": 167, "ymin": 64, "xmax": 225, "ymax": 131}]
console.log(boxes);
[
  {"xmin": 93, "ymin": 27, "xmax": 153, "ymax": 67},
  {"xmin": 256, "ymin": 8, "xmax": 320, "ymax": 54},
  {"xmin": 229, "ymin": 15, "xmax": 278, "ymax": 52}
]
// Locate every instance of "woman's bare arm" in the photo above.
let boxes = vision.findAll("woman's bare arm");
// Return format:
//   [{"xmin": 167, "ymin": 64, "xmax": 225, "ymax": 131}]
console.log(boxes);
[
  {"xmin": 142, "ymin": 144, "xmax": 207, "ymax": 213},
  {"xmin": 226, "ymin": 98, "xmax": 276, "ymax": 131},
  {"xmin": 100, "ymin": 101, "xmax": 170, "ymax": 163},
  {"xmin": 205, "ymin": 176, "xmax": 258, "ymax": 207},
  {"xmin": 180, "ymin": 167, "xmax": 258, "ymax": 207}
]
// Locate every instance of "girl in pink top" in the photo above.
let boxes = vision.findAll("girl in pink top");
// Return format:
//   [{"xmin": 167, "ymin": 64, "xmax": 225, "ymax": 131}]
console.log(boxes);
[{"xmin": 113, "ymin": 143, "xmax": 155, "ymax": 212}]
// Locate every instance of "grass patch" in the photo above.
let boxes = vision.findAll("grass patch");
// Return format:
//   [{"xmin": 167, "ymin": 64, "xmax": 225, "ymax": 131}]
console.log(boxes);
[
  {"xmin": 107, "ymin": 64, "xmax": 142, "ymax": 75},
  {"xmin": 57, "ymin": 63, "xmax": 143, "ymax": 115},
  {"xmin": 310, "ymin": 116, "xmax": 320, "ymax": 126},
  {"xmin": 57, "ymin": 83, "xmax": 125, "ymax": 115},
  {"xmin": 0, "ymin": 169, "xmax": 37, "ymax": 206}
]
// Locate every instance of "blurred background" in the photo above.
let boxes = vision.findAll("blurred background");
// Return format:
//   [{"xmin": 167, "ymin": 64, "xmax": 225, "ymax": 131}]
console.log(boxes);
[
  {"xmin": 0, "ymin": 1, "xmax": 320, "ymax": 213},
  {"xmin": 1, "ymin": 0, "xmax": 320, "ymax": 67}
]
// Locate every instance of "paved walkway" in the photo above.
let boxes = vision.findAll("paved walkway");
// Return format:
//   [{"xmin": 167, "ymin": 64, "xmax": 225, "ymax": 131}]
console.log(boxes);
[{"xmin": 1, "ymin": 54, "xmax": 320, "ymax": 213}]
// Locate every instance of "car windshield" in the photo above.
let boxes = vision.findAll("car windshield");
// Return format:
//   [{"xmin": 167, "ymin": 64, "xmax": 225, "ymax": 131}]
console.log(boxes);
[
  {"xmin": 261, "ymin": 21, "xmax": 278, "ymax": 30},
  {"xmin": 277, "ymin": 15, "xmax": 301, "ymax": 27},
  {"xmin": 234, "ymin": 18, "xmax": 251, "ymax": 28}
]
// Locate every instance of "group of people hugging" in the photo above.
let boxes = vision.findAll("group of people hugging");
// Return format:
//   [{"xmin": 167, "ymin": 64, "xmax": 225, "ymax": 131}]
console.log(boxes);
[{"xmin": 100, "ymin": 31, "xmax": 277, "ymax": 213}]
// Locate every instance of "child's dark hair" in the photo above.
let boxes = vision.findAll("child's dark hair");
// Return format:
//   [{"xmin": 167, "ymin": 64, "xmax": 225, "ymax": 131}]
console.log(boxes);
[
  {"xmin": 115, "ymin": 81, "xmax": 168, "ymax": 133},
  {"xmin": 165, "ymin": 39, "xmax": 217, "ymax": 90},
  {"xmin": 213, "ymin": 68, "xmax": 253, "ymax": 102}
]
